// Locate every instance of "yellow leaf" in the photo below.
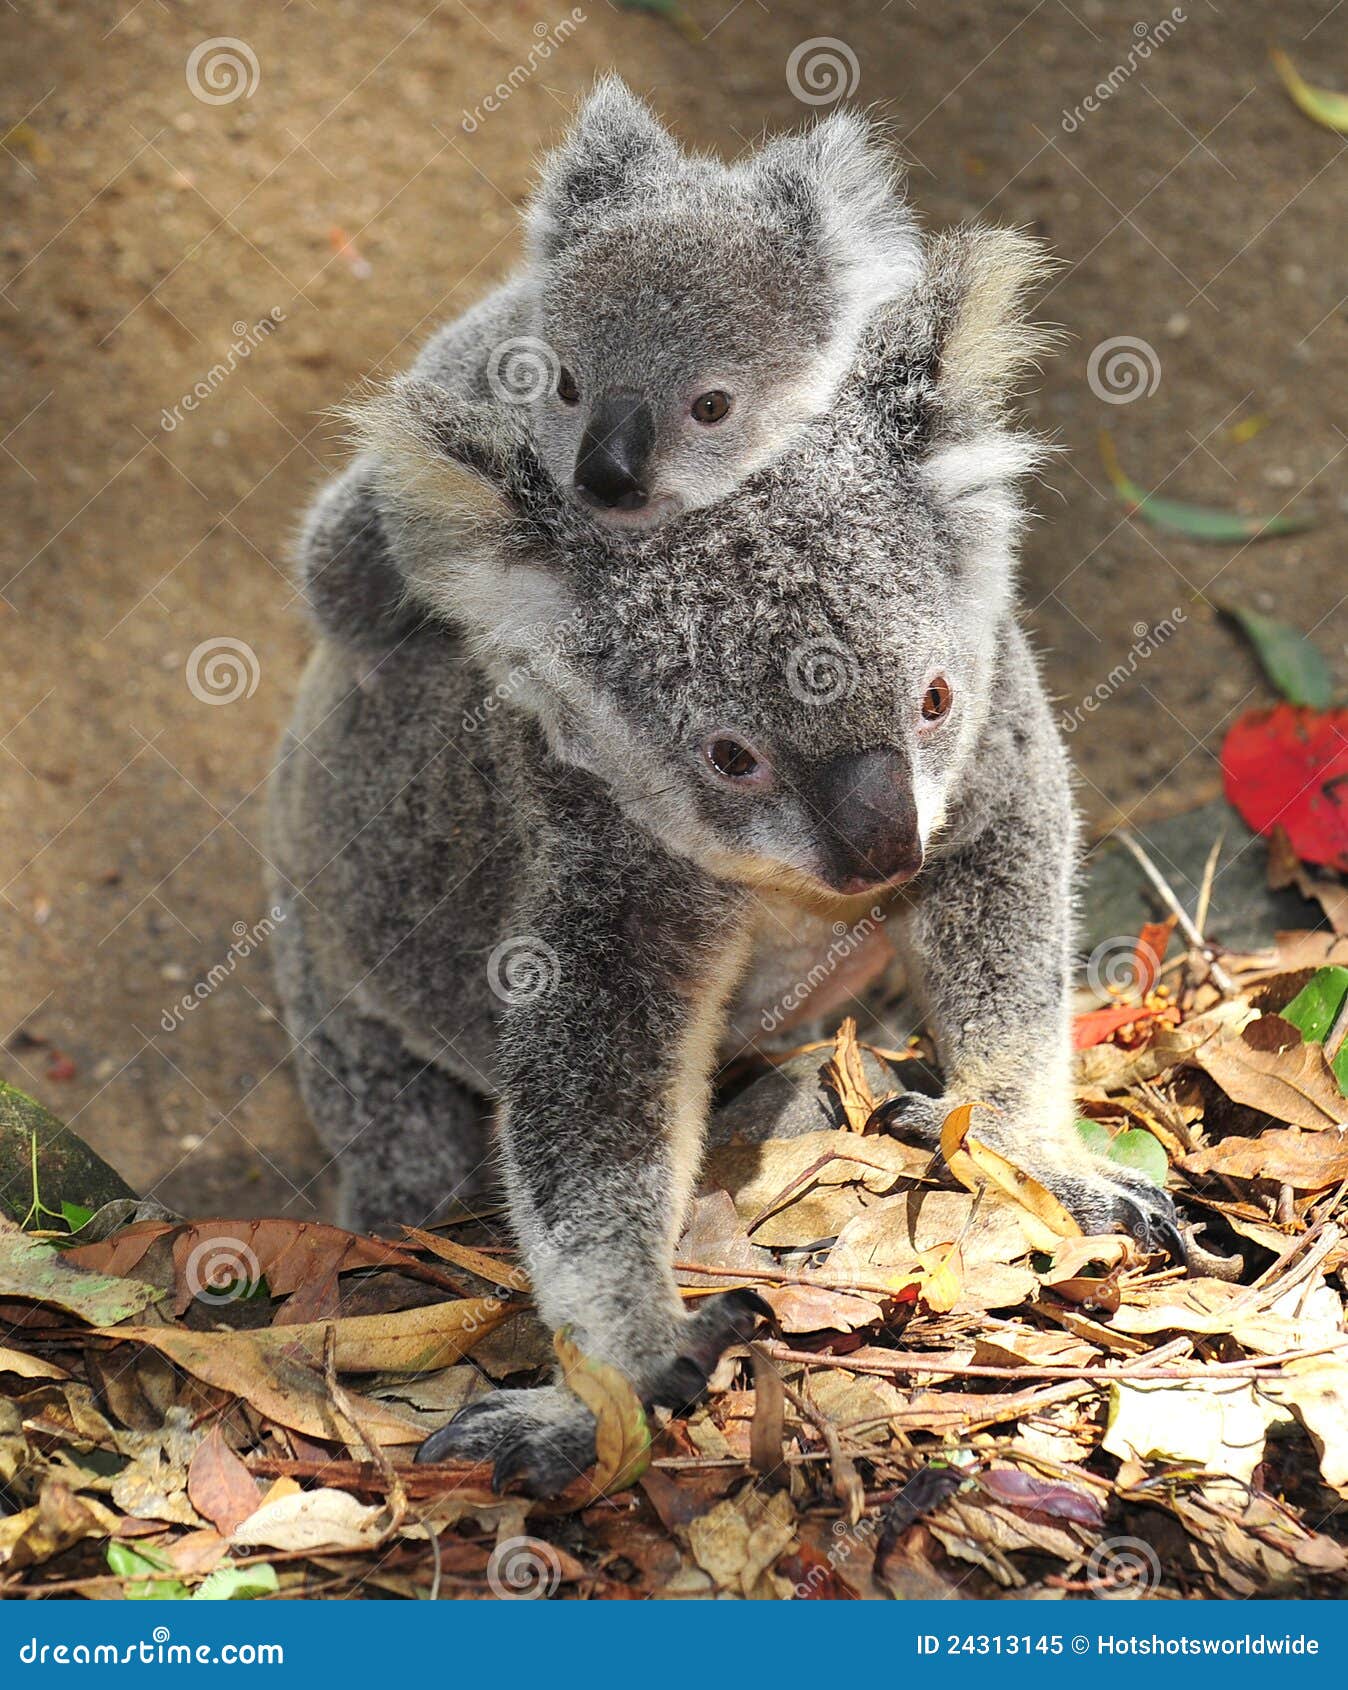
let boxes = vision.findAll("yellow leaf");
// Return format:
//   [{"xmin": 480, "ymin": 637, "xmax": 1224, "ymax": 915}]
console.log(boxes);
[
  {"xmin": 554, "ymin": 1328, "xmax": 650, "ymax": 1499},
  {"xmin": 940, "ymin": 1103, "xmax": 1080, "ymax": 1248},
  {"xmin": 1272, "ymin": 47, "xmax": 1348, "ymax": 134}
]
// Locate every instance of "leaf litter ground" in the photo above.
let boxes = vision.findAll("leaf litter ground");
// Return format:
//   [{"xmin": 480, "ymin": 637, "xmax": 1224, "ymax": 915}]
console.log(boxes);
[{"xmin": 3, "ymin": 845, "xmax": 1348, "ymax": 1600}]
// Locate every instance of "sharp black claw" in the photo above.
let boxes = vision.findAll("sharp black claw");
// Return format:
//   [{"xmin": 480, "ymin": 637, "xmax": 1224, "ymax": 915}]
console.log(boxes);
[{"xmin": 415, "ymin": 1423, "xmax": 458, "ymax": 1465}]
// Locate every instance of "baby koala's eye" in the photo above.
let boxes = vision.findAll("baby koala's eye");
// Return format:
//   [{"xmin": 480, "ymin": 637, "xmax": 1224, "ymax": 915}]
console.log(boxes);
[
  {"xmin": 920, "ymin": 676, "xmax": 954, "ymax": 725},
  {"xmin": 557, "ymin": 367, "xmax": 580, "ymax": 405},
  {"xmin": 702, "ymin": 731, "xmax": 772, "ymax": 788},
  {"xmin": 691, "ymin": 390, "xmax": 731, "ymax": 425}
]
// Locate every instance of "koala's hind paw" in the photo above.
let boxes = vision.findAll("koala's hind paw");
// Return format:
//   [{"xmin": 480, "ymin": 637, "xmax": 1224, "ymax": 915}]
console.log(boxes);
[
  {"xmin": 415, "ymin": 1384, "xmax": 597, "ymax": 1499},
  {"xmin": 867, "ymin": 1089, "xmax": 945, "ymax": 1145}
]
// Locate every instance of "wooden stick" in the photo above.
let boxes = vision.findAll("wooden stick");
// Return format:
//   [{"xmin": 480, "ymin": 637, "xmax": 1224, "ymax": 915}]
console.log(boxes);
[{"xmin": 1117, "ymin": 830, "xmax": 1239, "ymax": 996}]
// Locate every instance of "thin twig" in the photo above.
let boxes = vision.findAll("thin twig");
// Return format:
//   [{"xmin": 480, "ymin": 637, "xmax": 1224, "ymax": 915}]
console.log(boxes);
[{"xmin": 1118, "ymin": 830, "xmax": 1239, "ymax": 996}]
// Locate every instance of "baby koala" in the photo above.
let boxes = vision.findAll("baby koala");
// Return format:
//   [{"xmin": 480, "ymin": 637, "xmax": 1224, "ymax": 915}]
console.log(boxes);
[
  {"xmin": 407, "ymin": 74, "xmax": 920, "ymax": 528},
  {"xmin": 269, "ymin": 221, "xmax": 1181, "ymax": 1499}
]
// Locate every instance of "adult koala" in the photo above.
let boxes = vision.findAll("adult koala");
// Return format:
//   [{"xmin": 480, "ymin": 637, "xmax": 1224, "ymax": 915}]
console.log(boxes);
[{"xmin": 267, "ymin": 225, "xmax": 1181, "ymax": 1497}]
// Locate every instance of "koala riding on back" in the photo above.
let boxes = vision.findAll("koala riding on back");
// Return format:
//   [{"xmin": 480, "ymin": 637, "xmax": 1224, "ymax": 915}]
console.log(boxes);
[{"xmin": 412, "ymin": 75, "xmax": 920, "ymax": 528}]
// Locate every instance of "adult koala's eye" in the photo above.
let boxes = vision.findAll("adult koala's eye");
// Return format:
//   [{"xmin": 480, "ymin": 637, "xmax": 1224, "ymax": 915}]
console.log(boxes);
[
  {"xmin": 702, "ymin": 731, "xmax": 772, "ymax": 787},
  {"xmin": 691, "ymin": 390, "xmax": 731, "ymax": 425},
  {"xmin": 557, "ymin": 367, "xmax": 580, "ymax": 404},
  {"xmin": 920, "ymin": 676, "xmax": 954, "ymax": 724}
]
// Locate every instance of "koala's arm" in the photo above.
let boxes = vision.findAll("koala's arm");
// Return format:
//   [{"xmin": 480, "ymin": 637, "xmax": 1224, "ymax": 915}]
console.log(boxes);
[
  {"xmin": 293, "ymin": 455, "xmax": 425, "ymax": 651},
  {"xmin": 492, "ymin": 780, "xmax": 763, "ymax": 1404},
  {"xmin": 889, "ymin": 632, "xmax": 1181, "ymax": 1255}
]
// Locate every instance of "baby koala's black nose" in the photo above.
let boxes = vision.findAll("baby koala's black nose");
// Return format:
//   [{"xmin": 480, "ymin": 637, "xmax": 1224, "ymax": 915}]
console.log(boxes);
[
  {"xmin": 575, "ymin": 391, "xmax": 655, "ymax": 511},
  {"xmin": 813, "ymin": 746, "xmax": 924, "ymax": 895}
]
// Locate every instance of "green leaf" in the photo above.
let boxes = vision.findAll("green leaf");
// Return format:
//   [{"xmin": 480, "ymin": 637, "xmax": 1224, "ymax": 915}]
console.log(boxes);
[
  {"xmin": 0, "ymin": 1229, "xmax": 164, "ymax": 1324},
  {"xmin": 1107, "ymin": 1129, "xmax": 1170, "ymax": 1188},
  {"xmin": 60, "ymin": 1200, "xmax": 95, "ymax": 1232},
  {"xmin": 1074, "ymin": 1118, "xmax": 1113, "ymax": 1156},
  {"xmin": 193, "ymin": 1563, "xmax": 280, "ymax": 1601},
  {"xmin": 1221, "ymin": 605, "xmax": 1333, "ymax": 709},
  {"xmin": 1100, "ymin": 434, "xmax": 1314, "ymax": 542},
  {"xmin": 1282, "ymin": 967, "xmax": 1348, "ymax": 1096},
  {"xmin": 1272, "ymin": 47, "xmax": 1348, "ymax": 134},
  {"xmin": 106, "ymin": 1541, "xmax": 190, "ymax": 1600},
  {"xmin": 1075, "ymin": 1119, "xmax": 1169, "ymax": 1187}
]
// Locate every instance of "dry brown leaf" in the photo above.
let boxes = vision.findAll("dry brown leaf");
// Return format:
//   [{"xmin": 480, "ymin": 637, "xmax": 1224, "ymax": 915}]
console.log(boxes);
[
  {"xmin": 686, "ymin": 1486, "xmax": 796, "ymax": 1598},
  {"xmin": 704, "ymin": 1129, "xmax": 923, "ymax": 1245},
  {"xmin": 940, "ymin": 1104, "xmax": 1080, "ymax": 1248},
  {"xmin": 0, "ymin": 1344, "xmax": 69, "ymax": 1380},
  {"xmin": 1182, "ymin": 1125, "xmax": 1348, "ymax": 1190},
  {"xmin": 820, "ymin": 1017, "xmax": 879, "ymax": 1132},
  {"xmin": 0, "ymin": 1481, "xmax": 118, "ymax": 1571},
  {"xmin": 1190, "ymin": 1016, "xmax": 1348, "ymax": 1131},
  {"xmin": 232, "ymin": 1486, "xmax": 388, "ymax": 1553},
  {"xmin": 103, "ymin": 1326, "xmax": 424, "ymax": 1447},
  {"xmin": 1259, "ymin": 1357, "xmax": 1348, "ymax": 1495},
  {"xmin": 760, "ymin": 1282, "xmax": 884, "ymax": 1334},
  {"xmin": 187, "ymin": 1424, "xmax": 264, "ymax": 1537},
  {"xmin": 1268, "ymin": 827, "xmax": 1348, "ymax": 935},
  {"xmin": 554, "ymin": 1328, "xmax": 649, "ymax": 1498}
]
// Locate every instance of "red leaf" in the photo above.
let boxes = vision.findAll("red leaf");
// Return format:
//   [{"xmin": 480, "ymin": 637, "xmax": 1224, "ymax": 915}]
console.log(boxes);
[
  {"xmin": 1133, "ymin": 917, "xmax": 1176, "ymax": 998},
  {"xmin": 1222, "ymin": 704, "xmax": 1348, "ymax": 872},
  {"xmin": 1072, "ymin": 1003, "xmax": 1165, "ymax": 1050}
]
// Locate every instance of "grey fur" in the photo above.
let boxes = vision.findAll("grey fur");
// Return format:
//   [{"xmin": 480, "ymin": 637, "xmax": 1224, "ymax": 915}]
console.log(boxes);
[
  {"xmin": 268, "ymin": 220, "xmax": 1177, "ymax": 1497},
  {"xmin": 386, "ymin": 76, "xmax": 920, "ymax": 532}
]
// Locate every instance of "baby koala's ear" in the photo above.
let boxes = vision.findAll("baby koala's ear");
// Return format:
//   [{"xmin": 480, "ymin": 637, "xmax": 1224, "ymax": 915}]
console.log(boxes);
[
  {"xmin": 294, "ymin": 459, "xmax": 424, "ymax": 653},
  {"xmin": 919, "ymin": 225, "xmax": 1058, "ymax": 424},
  {"xmin": 744, "ymin": 109, "xmax": 922, "ymax": 307},
  {"xmin": 527, "ymin": 75, "xmax": 679, "ymax": 260}
]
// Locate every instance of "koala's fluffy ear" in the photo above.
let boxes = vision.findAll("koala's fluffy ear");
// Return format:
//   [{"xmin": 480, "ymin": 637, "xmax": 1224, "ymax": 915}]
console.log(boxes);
[
  {"xmin": 527, "ymin": 76, "xmax": 679, "ymax": 260},
  {"xmin": 294, "ymin": 460, "xmax": 425, "ymax": 652},
  {"xmin": 920, "ymin": 225, "xmax": 1057, "ymax": 422},
  {"xmin": 745, "ymin": 110, "xmax": 922, "ymax": 308}
]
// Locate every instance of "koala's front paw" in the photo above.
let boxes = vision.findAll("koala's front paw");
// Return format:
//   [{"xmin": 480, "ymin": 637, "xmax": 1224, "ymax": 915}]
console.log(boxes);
[
  {"xmin": 413, "ymin": 1290, "xmax": 769, "ymax": 1500},
  {"xmin": 1048, "ymin": 1160, "xmax": 1185, "ymax": 1263},
  {"xmin": 873, "ymin": 1091, "xmax": 1185, "ymax": 1265},
  {"xmin": 415, "ymin": 1384, "xmax": 597, "ymax": 1498},
  {"xmin": 643, "ymin": 1288, "xmax": 770, "ymax": 1411}
]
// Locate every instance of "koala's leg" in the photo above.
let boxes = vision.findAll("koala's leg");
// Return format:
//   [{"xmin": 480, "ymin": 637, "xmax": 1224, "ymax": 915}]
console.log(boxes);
[
  {"xmin": 271, "ymin": 890, "xmax": 494, "ymax": 1231},
  {"xmin": 881, "ymin": 810, "xmax": 1182, "ymax": 1260},
  {"xmin": 417, "ymin": 815, "xmax": 766, "ymax": 1496}
]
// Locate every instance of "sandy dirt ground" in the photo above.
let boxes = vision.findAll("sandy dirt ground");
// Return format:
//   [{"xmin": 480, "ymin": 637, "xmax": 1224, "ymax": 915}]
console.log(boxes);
[{"xmin": 2, "ymin": 0, "xmax": 1345, "ymax": 1217}]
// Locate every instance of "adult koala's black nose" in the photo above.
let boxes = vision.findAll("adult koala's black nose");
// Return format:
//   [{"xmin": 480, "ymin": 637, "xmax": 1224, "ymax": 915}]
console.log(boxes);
[
  {"xmin": 814, "ymin": 746, "xmax": 924, "ymax": 895},
  {"xmin": 574, "ymin": 391, "xmax": 655, "ymax": 511}
]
